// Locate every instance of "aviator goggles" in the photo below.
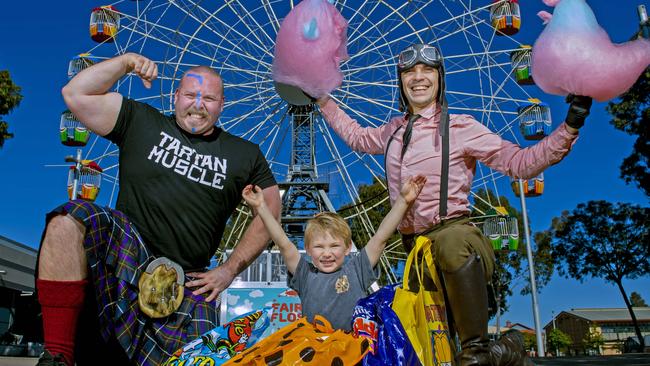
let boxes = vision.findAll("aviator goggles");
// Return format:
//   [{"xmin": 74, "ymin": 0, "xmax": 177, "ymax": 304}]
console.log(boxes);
[{"xmin": 397, "ymin": 44, "xmax": 443, "ymax": 72}]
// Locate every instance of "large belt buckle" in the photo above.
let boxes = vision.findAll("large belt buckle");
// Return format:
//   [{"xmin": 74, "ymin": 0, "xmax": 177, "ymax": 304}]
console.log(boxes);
[{"xmin": 138, "ymin": 257, "xmax": 184, "ymax": 318}]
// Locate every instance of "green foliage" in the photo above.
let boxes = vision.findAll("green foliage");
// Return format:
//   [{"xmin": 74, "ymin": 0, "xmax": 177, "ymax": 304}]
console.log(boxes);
[
  {"xmin": 630, "ymin": 291, "xmax": 648, "ymax": 307},
  {"xmin": 339, "ymin": 178, "xmax": 402, "ymax": 284},
  {"xmin": 523, "ymin": 332, "xmax": 537, "ymax": 352},
  {"xmin": 582, "ymin": 329, "xmax": 605, "ymax": 353},
  {"xmin": 542, "ymin": 200, "xmax": 650, "ymax": 348},
  {"xmin": 606, "ymin": 67, "xmax": 650, "ymax": 197},
  {"xmin": 547, "ymin": 328, "xmax": 572, "ymax": 354},
  {"xmin": 0, "ymin": 70, "xmax": 23, "ymax": 148},
  {"xmin": 547, "ymin": 201, "xmax": 650, "ymax": 283}
]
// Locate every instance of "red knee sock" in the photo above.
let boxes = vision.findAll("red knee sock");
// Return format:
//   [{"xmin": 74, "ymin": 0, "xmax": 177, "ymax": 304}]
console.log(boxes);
[{"xmin": 37, "ymin": 279, "xmax": 88, "ymax": 366}]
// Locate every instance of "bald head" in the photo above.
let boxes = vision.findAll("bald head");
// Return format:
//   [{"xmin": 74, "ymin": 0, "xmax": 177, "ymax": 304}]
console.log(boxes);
[{"xmin": 182, "ymin": 66, "xmax": 224, "ymax": 91}]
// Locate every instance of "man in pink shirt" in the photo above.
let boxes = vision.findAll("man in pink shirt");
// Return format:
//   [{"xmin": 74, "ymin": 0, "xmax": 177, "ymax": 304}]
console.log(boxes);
[{"xmin": 316, "ymin": 43, "xmax": 592, "ymax": 365}]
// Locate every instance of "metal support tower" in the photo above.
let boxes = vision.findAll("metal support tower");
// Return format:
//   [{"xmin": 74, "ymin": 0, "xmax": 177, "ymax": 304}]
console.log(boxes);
[{"xmin": 279, "ymin": 104, "xmax": 336, "ymax": 248}]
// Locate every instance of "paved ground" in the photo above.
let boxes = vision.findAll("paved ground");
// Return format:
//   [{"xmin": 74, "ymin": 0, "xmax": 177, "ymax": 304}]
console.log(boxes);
[
  {"xmin": 531, "ymin": 353, "xmax": 650, "ymax": 365},
  {"xmin": 0, "ymin": 357, "xmax": 38, "ymax": 366},
  {"xmin": 2, "ymin": 353, "xmax": 650, "ymax": 365}
]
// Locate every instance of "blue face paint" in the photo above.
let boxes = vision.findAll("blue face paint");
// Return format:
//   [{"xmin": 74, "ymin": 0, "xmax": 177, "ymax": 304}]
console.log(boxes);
[
  {"xmin": 185, "ymin": 73, "xmax": 204, "ymax": 84},
  {"xmin": 195, "ymin": 91, "xmax": 201, "ymax": 108},
  {"xmin": 192, "ymin": 127, "xmax": 197, "ymax": 133}
]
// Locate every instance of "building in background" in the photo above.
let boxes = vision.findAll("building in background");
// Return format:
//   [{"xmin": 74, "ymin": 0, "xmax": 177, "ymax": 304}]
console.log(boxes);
[
  {"xmin": 0, "ymin": 235, "xmax": 41, "ymax": 347},
  {"xmin": 489, "ymin": 321, "xmax": 539, "ymax": 356},
  {"xmin": 545, "ymin": 307, "xmax": 650, "ymax": 355}
]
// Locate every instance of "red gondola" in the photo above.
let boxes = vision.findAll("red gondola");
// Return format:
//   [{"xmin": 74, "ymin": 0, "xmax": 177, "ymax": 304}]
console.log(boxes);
[
  {"xmin": 491, "ymin": 0, "xmax": 521, "ymax": 36},
  {"xmin": 90, "ymin": 6, "xmax": 120, "ymax": 43},
  {"xmin": 68, "ymin": 161, "xmax": 103, "ymax": 201}
]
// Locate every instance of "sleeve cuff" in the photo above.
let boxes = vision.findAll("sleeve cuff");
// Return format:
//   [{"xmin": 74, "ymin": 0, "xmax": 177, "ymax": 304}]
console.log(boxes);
[{"xmin": 319, "ymin": 98, "xmax": 339, "ymax": 121}]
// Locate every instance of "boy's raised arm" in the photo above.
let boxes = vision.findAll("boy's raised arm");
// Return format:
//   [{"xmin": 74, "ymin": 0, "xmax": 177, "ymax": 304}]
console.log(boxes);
[
  {"xmin": 365, "ymin": 175, "xmax": 426, "ymax": 267},
  {"xmin": 242, "ymin": 185, "xmax": 301, "ymax": 274}
]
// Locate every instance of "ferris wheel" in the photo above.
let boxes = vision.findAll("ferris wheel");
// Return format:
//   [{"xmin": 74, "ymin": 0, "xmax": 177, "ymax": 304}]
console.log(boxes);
[{"xmin": 62, "ymin": 0, "xmax": 545, "ymax": 283}]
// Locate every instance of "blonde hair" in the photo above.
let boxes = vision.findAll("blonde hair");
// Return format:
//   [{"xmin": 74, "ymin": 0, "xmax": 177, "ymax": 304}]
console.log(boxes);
[{"xmin": 304, "ymin": 212, "xmax": 352, "ymax": 248}]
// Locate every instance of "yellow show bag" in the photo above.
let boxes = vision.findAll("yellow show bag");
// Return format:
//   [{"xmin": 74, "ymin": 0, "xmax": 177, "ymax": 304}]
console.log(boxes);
[{"xmin": 392, "ymin": 236, "xmax": 454, "ymax": 366}]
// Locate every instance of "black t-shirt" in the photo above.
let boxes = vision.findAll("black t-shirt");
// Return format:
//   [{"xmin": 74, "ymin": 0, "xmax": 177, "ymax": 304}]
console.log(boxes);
[{"xmin": 105, "ymin": 98, "xmax": 276, "ymax": 269}]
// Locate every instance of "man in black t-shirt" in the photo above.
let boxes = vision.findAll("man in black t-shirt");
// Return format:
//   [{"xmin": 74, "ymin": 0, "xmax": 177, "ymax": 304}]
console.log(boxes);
[{"xmin": 35, "ymin": 53, "xmax": 281, "ymax": 366}]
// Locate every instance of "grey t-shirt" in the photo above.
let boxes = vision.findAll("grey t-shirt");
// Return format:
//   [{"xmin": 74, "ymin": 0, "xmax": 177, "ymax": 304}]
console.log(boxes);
[{"xmin": 288, "ymin": 247, "xmax": 377, "ymax": 331}]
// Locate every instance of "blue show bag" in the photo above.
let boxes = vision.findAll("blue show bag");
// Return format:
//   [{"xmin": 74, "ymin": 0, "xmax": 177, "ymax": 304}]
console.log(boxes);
[{"xmin": 352, "ymin": 284, "xmax": 422, "ymax": 366}]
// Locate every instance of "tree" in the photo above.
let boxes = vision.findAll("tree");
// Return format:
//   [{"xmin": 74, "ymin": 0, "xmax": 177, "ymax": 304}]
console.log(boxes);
[
  {"xmin": 547, "ymin": 328, "xmax": 572, "ymax": 356},
  {"xmin": 339, "ymin": 178, "xmax": 401, "ymax": 284},
  {"xmin": 542, "ymin": 200, "xmax": 650, "ymax": 349},
  {"xmin": 582, "ymin": 329, "xmax": 605, "ymax": 355},
  {"xmin": 522, "ymin": 332, "xmax": 537, "ymax": 354},
  {"xmin": 630, "ymin": 291, "xmax": 648, "ymax": 307},
  {"xmin": 0, "ymin": 70, "xmax": 23, "ymax": 148},
  {"xmin": 606, "ymin": 67, "xmax": 650, "ymax": 197}
]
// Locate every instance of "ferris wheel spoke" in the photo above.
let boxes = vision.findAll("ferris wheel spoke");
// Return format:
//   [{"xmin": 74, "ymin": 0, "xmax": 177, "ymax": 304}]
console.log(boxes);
[
  {"xmin": 114, "ymin": 1, "xmax": 173, "ymax": 55},
  {"xmin": 121, "ymin": 8, "xmax": 272, "ymax": 69},
  {"xmin": 341, "ymin": 0, "xmax": 383, "ymax": 43},
  {"xmin": 221, "ymin": 92, "xmax": 278, "ymax": 131},
  {"xmin": 317, "ymin": 125, "xmax": 384, "ymax": 239},
  {"xmin": 259, "ymin": 112, "xmax": 287, "ymax": 164},
  {"xmin": 222, "ymin": 83, "xmax": 275, "ymax": 109},
  {"xmin": 344, "ymin": 58, "xmax": 396, "ymax": 76},
  {"xmin": 170, "ymin": 0, "xmax": 275, "ymax": 63},
  {"xmin": 352, "ymin": 3, "xmax": 492, "ymax": 66},
  {"xmin": 334, "ymin": 91, "xmax": 398, "ymax": 125},
  {"xmin": 223, "ymin": 1, "xmax": 277, "ymax": 52},
  {"xmin": 316, "ymin": 119, "xmax": 387, "ymax": 185},
  {"xmin": 261, "ymin": 0, "xmax": 281, "ymax": 35},
  {"xmin": 238, "ymin": 102, "xmax": 284, "ymax": 141},
  {"xmin": 346, "ymin": 0, "xmax": 421, "ymax": 48},
  {"xmin": 343, "ymin": 79, "xmax": 396, "ymax": 89}
]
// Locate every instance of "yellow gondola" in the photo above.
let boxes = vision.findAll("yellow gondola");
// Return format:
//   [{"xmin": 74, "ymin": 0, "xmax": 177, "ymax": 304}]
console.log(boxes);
[
  {"xmin": 511, "ymin": 173, "xmax": 544, "ymax": 198},
  {"xmin": 90, "ymin": 5, "xmax": 120, "ymax": 43},
  {"xmin": 518, "ymin": 98, "xmax": 552, "ymax": 141},
  {"xmin": 60, "ymin": 110, "xmax": 90, "ymax": 146},
  {"xmin": 67, "ymin": 161, "xmax": 103, "ymax": 202},
  {"xmin": 491, "ymin": 0, "xmax": 521, "ymax": 36},
  {"xmin": 510, "ymin": 45, "xmax": 534, "ymax": 85}
]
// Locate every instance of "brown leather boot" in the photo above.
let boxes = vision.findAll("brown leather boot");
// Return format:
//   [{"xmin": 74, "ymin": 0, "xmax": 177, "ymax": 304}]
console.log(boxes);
[
  {"xmin": 489, "ymin": 330, "xmax": 533, "ymax": 366},
  {"xmin": 443, "ymin": 255, "xmax": 530, "ymax": 366}
]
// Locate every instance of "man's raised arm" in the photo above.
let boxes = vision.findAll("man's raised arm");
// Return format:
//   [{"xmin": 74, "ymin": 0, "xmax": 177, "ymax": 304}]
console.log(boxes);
[{"xmin": 62, "ymin": 53, "xmax": 158, "ymax": 136}]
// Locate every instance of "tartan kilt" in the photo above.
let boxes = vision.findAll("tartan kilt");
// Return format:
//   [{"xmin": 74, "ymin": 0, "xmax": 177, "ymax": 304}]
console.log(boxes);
[{"xmin": 45, "ymin": 200, "xmax": 218, "ymax": 366}]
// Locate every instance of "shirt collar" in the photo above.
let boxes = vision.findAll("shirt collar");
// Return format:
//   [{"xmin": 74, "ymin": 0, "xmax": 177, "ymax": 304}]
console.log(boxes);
[{"xmin": 403, "ymin": 102, "xmax": 440, "ymax": 125}]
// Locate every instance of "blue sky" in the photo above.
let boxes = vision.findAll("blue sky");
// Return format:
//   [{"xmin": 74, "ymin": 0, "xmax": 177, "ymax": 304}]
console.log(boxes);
[{"xmin": 0, "ymin": 0, "xmax": 648, "ymax": 331}]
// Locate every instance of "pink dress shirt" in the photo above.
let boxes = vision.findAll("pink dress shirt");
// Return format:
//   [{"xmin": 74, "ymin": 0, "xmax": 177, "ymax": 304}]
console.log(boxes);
[{"xmin": 319, "ymin": 98, "xmax": 579, "ymax": 234}]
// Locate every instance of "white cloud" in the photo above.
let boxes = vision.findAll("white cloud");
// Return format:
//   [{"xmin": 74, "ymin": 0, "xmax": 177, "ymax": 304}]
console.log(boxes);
[
  {"xmin": 228, "ymin": 299, "xmax": 254, "ymax": 316},
  {"xmin": 249, "ymin": 289, "xmax": 264, "ymax": 298},
  {"xmin": 227, "ymin": 293, "xmax": 240, "ymax": 306}
]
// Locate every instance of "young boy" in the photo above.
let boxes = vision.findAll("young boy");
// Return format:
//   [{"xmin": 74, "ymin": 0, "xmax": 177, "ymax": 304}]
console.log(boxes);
[{"xmin": 242, "ymin": 175, "xmax": 426, "ymax": 331}]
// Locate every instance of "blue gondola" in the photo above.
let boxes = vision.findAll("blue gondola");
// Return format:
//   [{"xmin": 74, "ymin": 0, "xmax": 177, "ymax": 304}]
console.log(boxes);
[
  {"xmin": 68, "ymin": 53, "xmax": 97, "ymax": 79},
  {"xmin": 518, "ymin": 98, "xmax": 551, "ymax": 141}
]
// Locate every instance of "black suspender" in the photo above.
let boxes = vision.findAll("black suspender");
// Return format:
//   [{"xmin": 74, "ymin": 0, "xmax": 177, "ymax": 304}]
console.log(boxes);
[{"xmin": 385, "ymin": 111, "xmax": 450, "ymax": 219}]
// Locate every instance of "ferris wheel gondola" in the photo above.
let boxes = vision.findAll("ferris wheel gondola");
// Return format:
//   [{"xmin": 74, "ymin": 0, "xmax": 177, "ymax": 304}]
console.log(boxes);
[{"xmin": 90, "ymin": 5, "xmax": 120, "ymax": 43}]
